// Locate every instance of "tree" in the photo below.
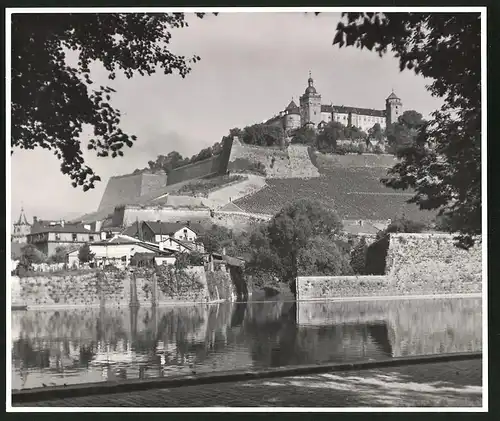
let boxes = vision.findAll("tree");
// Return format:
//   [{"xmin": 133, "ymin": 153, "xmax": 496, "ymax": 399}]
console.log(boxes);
[
  {"xmin": 350, "ymin": 237, "xmax": 369, "ymax": 275},
  {"xmin": 48, "ymin": 246, "xmax": 68, "ymax": 264},
  {"xmin": 368, "ymin": 123, "xmax": 384, "ymax": 142},
  {"xmin": 12, "ymin": 13, "xmax": 214, "ymax": 191},
  {"xmin": 196, "ymin": 224, "xmax": 234, "ymax": 254},
  {"xmin": 19, "ymin": 244, "xmax": 46, "ymax": 269},
  {"xmin": 78, "ymin": 243, "xmax": 95, "ymax": 264},
  {"xmin": 316, "ymin": 121, "xmax": 345, "ymax": 151},
  {"xmin": 333, "ymin": 13, "xmax": 481, "ymax": 248},
  {"xmin": 344, "ymin": 125, "xmax": 367, "ymax": 141},
  {"xmin": 249, "ymin": 199, "xmax": 346, "ymax": 295},
  {"xmin": 297, "ymin": 236, "xmax": 353, "ymax": 277},
  {"xmin": 291, "ymin": 126, "xmax": 317, "ymax": 145},
  {"xmin": 242, "ymin": 124, "xmax": 284, "ymax": 146},
  {"xmin": 385, "ymin": 110, "xmax": 425, "ymax": 153}
]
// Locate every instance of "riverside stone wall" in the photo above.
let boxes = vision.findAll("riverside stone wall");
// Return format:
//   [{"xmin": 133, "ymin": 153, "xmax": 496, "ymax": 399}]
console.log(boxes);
[
  {"xmin": 386, "ymin": 233, "xmax": 482, "ymax": 295},
  {"xmin": 297, "ymin": 233, "xmax": 482, "ymax": 300},
  {"xmin": 12, "ymin": 271, "xmax": 130, "ymax": 308},
  {"xmin": 11, "ymin": 266, "xmax": 212, "ymax": 308}
]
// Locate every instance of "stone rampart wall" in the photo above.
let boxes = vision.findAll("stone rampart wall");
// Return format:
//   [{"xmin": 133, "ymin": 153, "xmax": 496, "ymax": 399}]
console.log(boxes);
[
  {"xmin": 121, "ymin": 205, "xmax": 212, "ymax": 226},
  {"xmin": 297, "ymin": 233, "xmax": 482, "ymax": 300},
  {"xmin": 212, "ymin": 210, "xmax": 272, "ymax": 232},
  {"xmin": 167, "ymin": 155, "xmax": 225, "ymax": 186},
  {"xmin": 315, "ymin": 152, "xmax": 399, "ymax": 169},
  {"xmin": 297, "ymin": 276, "xmax": 391, "ymax": 301},
  {"xmin": 386, "ymin": 233, "xmax": 482, "ymax": 295},
  {"xmin": 98, "ymin": 173, "xmax": 167, "ymax": 213},
  {"xmin": 228, "ymin": 138, "xmax": 319, "ymax": 178}
]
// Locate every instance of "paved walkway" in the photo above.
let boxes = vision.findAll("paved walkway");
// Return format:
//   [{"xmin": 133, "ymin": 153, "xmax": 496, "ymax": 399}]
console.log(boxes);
[{"xmin": 14, "ymin": 359, "xmax": 482, "ymax": 408}]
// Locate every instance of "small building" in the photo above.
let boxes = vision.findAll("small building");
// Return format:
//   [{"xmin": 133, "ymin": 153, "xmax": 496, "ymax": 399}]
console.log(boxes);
[
  {"xmin": 139, "ymin": 221, "xmax": 201, "ymax": 243},
  {"xmin": 27, "ymin": 222, "xmax": 101, "ymax": 257},
  {"xmin": 123, "ymin": 220, "xmax": 205, "ymax": 244},
  {"xmin": 159, "ymin": 237, "xmax": 205, "ymax": 254}
]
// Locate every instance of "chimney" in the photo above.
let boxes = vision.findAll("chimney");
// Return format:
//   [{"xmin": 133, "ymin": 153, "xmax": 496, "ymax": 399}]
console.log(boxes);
[
  {"xmin": 186, "ymin": 221, "xmax": 190, "ymax": 227},
  {"xmin": 60, "ymin": 220, "xmax": 65, "ymax": 228},
  {"xmin": 33, "ymin": 216, "xmax": 38, "ymax": 224}
]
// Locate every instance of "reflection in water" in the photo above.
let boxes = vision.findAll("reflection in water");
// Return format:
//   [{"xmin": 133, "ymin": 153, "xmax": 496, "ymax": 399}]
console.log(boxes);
[{"xmin": 11, "ymin": 297, "xmax": 482, "ymax": 390}]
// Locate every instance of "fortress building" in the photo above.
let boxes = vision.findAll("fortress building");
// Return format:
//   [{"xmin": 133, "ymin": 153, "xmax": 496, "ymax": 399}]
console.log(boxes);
[{"xmin": 265, "ymin": 73, "xmax": 403, "ymax": 134}]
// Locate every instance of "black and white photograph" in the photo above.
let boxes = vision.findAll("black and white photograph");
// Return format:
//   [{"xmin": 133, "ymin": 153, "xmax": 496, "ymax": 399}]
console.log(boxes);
[{"xmin": 7, "ymin": 7, "xmax": 486, "ymax": 411}]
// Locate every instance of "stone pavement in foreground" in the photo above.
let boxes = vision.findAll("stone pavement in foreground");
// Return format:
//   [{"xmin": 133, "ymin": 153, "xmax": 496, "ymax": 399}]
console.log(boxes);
[{"xmin": 15, "ymin": 359, "xmax": 482, "ymax": 408}]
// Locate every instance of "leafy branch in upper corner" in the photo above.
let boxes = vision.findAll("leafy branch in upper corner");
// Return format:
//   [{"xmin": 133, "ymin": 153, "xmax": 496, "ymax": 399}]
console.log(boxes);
[
  {"xmin": 11, "ymin": 13, "xmax": 216, "ymax": 191},
  {"xmin": 333, "ymin": 13, "xmax": 481, "ymax": 248}
]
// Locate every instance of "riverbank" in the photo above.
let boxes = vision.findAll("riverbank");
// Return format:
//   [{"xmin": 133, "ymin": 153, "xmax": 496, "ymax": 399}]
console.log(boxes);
[{"xmin": 11, "ymin": 355, "xmax": 482, "ymax": 408}]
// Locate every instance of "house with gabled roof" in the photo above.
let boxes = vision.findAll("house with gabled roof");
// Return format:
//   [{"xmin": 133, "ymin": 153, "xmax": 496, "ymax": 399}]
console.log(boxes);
[
  {"xmin": 66, "ymin": 234, "xmax": 177, "ymax": 268},
  {"xmin": 122, "ymin": 220, "xmax": 205, "ymax": 244},
  {"xmin": 27, "ymin": 221, "xmax": 101, "ymax": 257}
]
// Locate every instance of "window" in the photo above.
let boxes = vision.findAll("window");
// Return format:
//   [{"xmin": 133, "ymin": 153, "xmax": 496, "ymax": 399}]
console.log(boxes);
[
  {"xmin": 89, "ymin": 235, "xmax": 94, "ymax": 242},
  {"xmin": 72, "ymin": 233, "xmax": 77, "ymax": 241},
  {"xmin": 55, "ymin": 233, "xmax": 61, "ymax": 241}
]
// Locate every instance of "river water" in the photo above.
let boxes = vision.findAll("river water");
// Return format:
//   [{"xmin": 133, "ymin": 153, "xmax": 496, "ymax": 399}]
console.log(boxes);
[{"xmin": 11, "ymin": 297, "xmax": 482, "ymax": 390}]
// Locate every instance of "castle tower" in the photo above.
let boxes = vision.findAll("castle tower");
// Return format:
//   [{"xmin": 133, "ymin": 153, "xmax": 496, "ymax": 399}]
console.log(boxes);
[
  {"xmin": 299, "ymin": 72, "xmax": 322, "ymax": 129},
  {"xmin": 284, "ymin": 98, "xmax": 301, "ymax": 133},
  {"xmin": 12, "ymin": 207, "xmax": 31, "ymax": 243},
  {"xmin": 385, "ymin": 90, "xmax": 403, "ymax": 126}
]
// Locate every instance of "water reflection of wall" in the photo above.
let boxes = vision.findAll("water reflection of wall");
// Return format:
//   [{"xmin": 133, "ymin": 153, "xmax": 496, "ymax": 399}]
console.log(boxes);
[
  {"xmin": 296, "ymin": 298, "xmax": 482, "ymax": 358},
  {"xmin": 11, "ymin": 303, "xmax": 237, "ymax": 387},
  {"xmin": 11, "ymin": 298, "xmax": 482, "ymax": 389}
]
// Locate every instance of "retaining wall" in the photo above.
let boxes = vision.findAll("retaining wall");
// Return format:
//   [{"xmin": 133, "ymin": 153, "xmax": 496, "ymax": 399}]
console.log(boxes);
[
  {"xmin": 228, "ymin": 138, "xmax": 319, "ymax": 179},
  {"xmin": 315, "ymin": 152, "xmax": 399, "ymax": 169},
  {"xmin": 212, "ymin": 210, "xmax": 272, "ymax": 232},
  {"xmin": 11, "ymin": 266, "xmax": 211, "ymax": 308},
  {"xmin": 297, "ymin": 233, "xmax": 482, "ymax": 300},
  {"xmin": 98, "ymin": 172, "xmax": 168, "ymax": 213},
  {"xmin": 166, "ymin": 155, "xmax": 226, "ymax": 186},
  {"xmin": 120, "ymin": 205, "xmax": 212, "ymax": 226}
]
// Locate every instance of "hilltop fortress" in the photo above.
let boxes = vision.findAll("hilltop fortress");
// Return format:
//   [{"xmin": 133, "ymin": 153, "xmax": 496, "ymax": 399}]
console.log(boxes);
[
  {"xmin": 73, "ymin": 76, "xmax": 428, "ymax": 234},
  {"xmin": 265, "ymin": 73, "xmax": 403, "ymax": 134}
]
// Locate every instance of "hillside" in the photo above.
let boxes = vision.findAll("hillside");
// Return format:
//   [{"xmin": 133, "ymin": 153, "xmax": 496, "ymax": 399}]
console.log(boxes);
[{"xmin": 233, "ymin": 156, "xmax": 435, "ymax": 222}]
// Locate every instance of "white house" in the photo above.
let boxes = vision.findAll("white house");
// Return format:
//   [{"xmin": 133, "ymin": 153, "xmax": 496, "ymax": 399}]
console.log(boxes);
[
  {"xmin": 123, "ymin": 221, "xmax": 203, "ymax": 244},
  {"xmin": 66, "ymin": 235, "xmax": 177, "ymax": 268}
]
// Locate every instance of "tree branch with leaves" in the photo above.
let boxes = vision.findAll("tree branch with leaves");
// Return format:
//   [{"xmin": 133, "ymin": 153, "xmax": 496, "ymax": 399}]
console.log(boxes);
[
  {"xmin": 11, "ymin": 12, "xmax": 215, "ymax": 191},
  {"xmin": 333, "ymin": 12, "xmax": 481, "ymax": 248}
]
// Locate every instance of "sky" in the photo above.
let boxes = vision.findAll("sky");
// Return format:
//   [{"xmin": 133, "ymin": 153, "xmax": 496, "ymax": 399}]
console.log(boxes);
[{"xmin": 10, "ymin": 11, "xmax": 444, "ymax": 223}]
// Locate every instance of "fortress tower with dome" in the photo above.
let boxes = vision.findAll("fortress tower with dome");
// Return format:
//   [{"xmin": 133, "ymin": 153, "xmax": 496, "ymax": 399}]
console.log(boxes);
[{"xmin": 265, "ymin": 73, "xmax": 403, "ymax": 135}]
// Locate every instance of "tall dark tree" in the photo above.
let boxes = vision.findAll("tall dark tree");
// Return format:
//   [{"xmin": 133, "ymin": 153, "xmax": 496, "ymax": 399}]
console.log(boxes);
[
  {"xmin": 291, "ymin": 126, "xmax": 317, "ymax": 146},
  {"xmin": 334, "ymin": 12, "xmax": 481, "ymax": 248},
  {"xmin": 368, "ymin": 123, "xmax": 384, "ymax": 142},
  {"xmin": 12, "ymin": 13, "xmax": 214, "ymax": 191},
  {"xmin": 316, "ymin": 121, "xmax": 346, "ymax": 151},
  {"xmin": 242, "ymin": 124, "xmax": 284, "ymax": 146},
  {"xmin": 262, "ymin": 199, "xmax": 345, "ymax": 295},
  {"xmin": 385, "ymin": 110, "xmax": 425, "ymax": 153}
]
